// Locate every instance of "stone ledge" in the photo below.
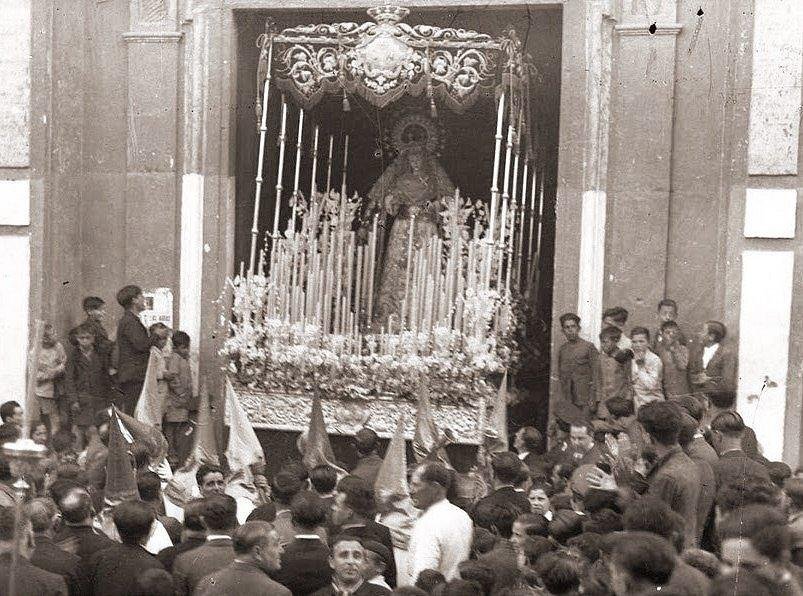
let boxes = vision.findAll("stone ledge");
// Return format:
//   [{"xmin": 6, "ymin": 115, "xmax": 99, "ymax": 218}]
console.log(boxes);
[
  {"xmin": 122, "ymin": 31, "xmax": 183, "ymax": 43},
  {"xmin": 614, "ymin": 23, "xmax": 682, "ymax": 36}
]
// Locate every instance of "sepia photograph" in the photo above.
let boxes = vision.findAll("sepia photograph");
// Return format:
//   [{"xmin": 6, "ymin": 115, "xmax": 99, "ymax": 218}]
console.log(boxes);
[{"xmin": 0, "ymin": 0, "xmax": 801, "ymax": 594}]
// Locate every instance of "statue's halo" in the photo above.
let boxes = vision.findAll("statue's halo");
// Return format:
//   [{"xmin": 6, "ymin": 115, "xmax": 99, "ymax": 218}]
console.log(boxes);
[{"xmin": 389, "ymin": 112, "xmax": 442, "ymax": 156}]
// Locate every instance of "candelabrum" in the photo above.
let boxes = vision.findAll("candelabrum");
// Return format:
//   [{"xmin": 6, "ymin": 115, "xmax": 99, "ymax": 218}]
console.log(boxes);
[{"xmin": 1, "ymin": 437, "xmax": 47, "ymax": 596}]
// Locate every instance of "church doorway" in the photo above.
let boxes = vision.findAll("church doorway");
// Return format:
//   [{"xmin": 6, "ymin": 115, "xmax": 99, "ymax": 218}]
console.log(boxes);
[{"xmin": 232, "ymin": 5, "xmax": 561, "ymax": 470}]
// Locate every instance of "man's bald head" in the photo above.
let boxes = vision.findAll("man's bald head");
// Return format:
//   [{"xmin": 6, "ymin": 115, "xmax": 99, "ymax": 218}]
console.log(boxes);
[{"xmin": 58, "ymin": 488, "xmax": 93, "ymax": 525}]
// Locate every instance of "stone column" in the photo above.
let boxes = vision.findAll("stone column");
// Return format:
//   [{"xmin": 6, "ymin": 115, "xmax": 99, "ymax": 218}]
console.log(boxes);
[
  {"xmin": 603, "ymin": 0, "xmax": 681, "ymax": 328},
  {"xmin": 123, "ymin": 0, "xmax": 182, "ymax": 289}
]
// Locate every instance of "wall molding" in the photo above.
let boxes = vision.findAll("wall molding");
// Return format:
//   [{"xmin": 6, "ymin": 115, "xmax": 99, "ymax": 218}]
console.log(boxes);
[
  {"xmin": 614, "ymin": 23, "xmax": 682, "ymax": 36},
  {"xmin": 122, "ymin": 31, "xmax": 182, "ymax": 42}
]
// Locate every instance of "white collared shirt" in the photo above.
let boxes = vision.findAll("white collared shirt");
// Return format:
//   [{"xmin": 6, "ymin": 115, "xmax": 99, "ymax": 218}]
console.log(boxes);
[
  {"xmin": 207, "ymin": 534, "xmax": 231, "ymax": 541},
  {"xmin": 406, "ymin": 498, "xmax": 472, "ymax": 585},
  {"xmin": 702, "ymin": 343, "xmax": 719, "ymax": 368},
  {"xmin": 517, "ymin": 451, "xmax": 530, "ymax": 461}
]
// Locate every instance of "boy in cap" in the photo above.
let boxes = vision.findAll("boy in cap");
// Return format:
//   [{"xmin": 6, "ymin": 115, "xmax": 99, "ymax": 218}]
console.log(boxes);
[{"xmin": 361, "ymin": 540, "xmax": 392, "ymax": 591}]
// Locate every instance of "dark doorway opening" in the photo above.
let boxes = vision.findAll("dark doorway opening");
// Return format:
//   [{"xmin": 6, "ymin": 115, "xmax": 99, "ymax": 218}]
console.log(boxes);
[{"xmin": 233, "ymin": 5, "xmax": 561, "ymax": 472}]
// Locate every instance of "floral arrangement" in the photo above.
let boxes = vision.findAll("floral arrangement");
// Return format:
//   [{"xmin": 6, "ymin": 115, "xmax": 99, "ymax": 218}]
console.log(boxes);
[{"xmin": 220, "ymin": 188, "xmax": 520, "ymax": 405}]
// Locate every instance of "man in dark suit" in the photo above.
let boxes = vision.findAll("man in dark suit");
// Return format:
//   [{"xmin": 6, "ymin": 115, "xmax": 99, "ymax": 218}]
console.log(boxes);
[
  {"xmin": 311, "ymin": 536, "xmax": 390, "ymax": 596},
  {"xmin": 196, "ymin": 521, "xmax": 290, "ymax": 595},
  {"xmin": 513, "ymin": 427, "xmax": 547, "ymax": 478},
  {"xmin": 0, "ymin": 505, "xmax": 68, "ymax": 595},
  {"xmin": 351, "ymin": 428, "xmax": 384, "ymax": 488},
  {"xmin": 274, "ymin": 491, "xmax": 332, "ymax": 594},
  {"xmin": 173, "ymin": 494, "xmax": 239, "ymax": 596},
  {"xmin": 27, "ymin": 498, "xmax": 80, "ymax": 594},
  {"xmin": 156, "ymin": 498, "xmax": 207, "ymax": 572},
  {"xmin": 472, "ymin": 452, "xmax": 531, "ymax": 518},
  {"xmin": 688, "ymin": 321, "xmax": 736, "ymax": 395},
  {"xmin": 137, "ymin": 471, "xmax": 182, "ymax": 544},
  {"xmin": 710, "ymin": 411, "xmax": 770, "ymax": 491},
  {"xmin": 114, "ymin": 284, "xmax": 150, "ymax": 415},
  {"xmin": 330, "ymin": 477, "xmax": 396, "ymax": 587},
  {"xmin": 83, "ymin": 500, "xmax": 165, "ymax": 596},
  {"xmin": 310, "ymin": 465, "xmax": 339, "ymax": 510},
  {"xmin": 54, "ymin": 488, "xmax": 116, "ymax": 560}
]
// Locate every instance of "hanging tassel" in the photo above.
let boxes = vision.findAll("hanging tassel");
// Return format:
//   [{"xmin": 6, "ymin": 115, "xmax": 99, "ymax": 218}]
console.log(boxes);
[
  {"xmin": 430, "ymin": 97, "xmax": 438, "ymax": 119},
  {"xmin": 342, "ymin": 88, "xmax": 351, "ymax": 112}
]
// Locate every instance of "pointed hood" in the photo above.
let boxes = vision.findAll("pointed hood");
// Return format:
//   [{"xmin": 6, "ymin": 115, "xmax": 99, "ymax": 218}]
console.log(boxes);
[
  {"xmin": 225, "ymin": 376, "xmax": 264, "ymax": 472},
  {"xmin": 104, "ymin": 409, "xmax": 139, "ymax": 505},
  {"xmin": 117, "ymin": 406, "xmax": 169, "ymax": 467},
  {"xmin": 413, "ymin": 386, "xmax": 452, "ymax": 467},
  {"xmin": 300, "ymin": 392, "xmax": 338, "ymax": 471},
  {"xmin": 134, "ymin": 346, "xmax": 165, "ymax": 428},
  {"xmin": 374, "ymin": 414, "xmax": 409, "ymax": 503},
  {"xmin": 490, "ymin": 370, "xmax": 510, "ymax": 449}
]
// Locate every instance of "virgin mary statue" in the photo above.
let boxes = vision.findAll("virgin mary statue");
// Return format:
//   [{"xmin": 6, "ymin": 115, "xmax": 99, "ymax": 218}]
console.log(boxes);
[{"xmin": 365, "ymin": 115, "xmax": 456, "ymax": 324}]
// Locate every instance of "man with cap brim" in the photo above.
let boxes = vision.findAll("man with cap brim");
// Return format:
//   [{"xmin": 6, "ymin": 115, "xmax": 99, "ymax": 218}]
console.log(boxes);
[{"xmin": 362, "ymin": 540, "xmax": 393, "ymax": 591}]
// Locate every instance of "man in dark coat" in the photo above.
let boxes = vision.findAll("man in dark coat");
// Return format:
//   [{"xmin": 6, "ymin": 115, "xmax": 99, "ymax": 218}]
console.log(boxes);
[
  {"xmin": 53, "ymin": 488, "xmax": 116, "ymax": 560},
  {"xmin": 114, "ymin": 284, "xmax": 150, "ymax": 415},
  {"xmin": 27, "ymin": 498, "xmax": 80, "ymax": 594},
  {"xmin": 710, "ymin": 410, "xmax": 770, "ymax": 490},
  {"xmin": 0, "ymin": 505, "xmax": 67, "ymax": 595},
  {"xmin": 557, "ymin": 313, "xmax": 599, "ymax": 420},
  {"xmin": 688, "ymin": 320, "xmax": 737, "ymax": 394},
  {"xmin": 196, "ymin": 521, "xmax": 290, "ymax": 596},
  {"xmin": 311, "ymin": 536, "xmax": 390, "ymax": 596},
  {"xmin": 83, "ymin": 500, "xmax": 165, "ymax": 596},
  {"xmin": 156, "ymin": 498, "xmax": 207, "ymax": 572},
  {"xmin": 173, "ymin": 494, "xmax": 238, "ymax": 596},
  {"xmin": 274, "ymin": 492, "xmax": 332, "ymax": 594},
  {"xmin": 472, "ymin": 452, "xmax": 531, "ymax": 518}
]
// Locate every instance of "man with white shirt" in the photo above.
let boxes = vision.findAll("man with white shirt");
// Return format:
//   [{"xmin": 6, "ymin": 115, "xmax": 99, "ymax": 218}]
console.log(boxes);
[
  {"xmin": 406, "ymin": 463, "xmax": 472, "ymax": 585},
  {"xmin": 196, "ymin": 463, "xmax": 255, "ymax": 525},
  {"xmin": 689, "ymin": 320, "xmax": 736, "ymax": 395},
  {"xmin": 629, "ymin": 327, "xmax": 664, "ymax": 410}
]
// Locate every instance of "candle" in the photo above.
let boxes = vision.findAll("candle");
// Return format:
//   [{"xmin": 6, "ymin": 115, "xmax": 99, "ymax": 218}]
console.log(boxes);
[
  {"xmin": 488, "ymin": 92, "xmax": 506, "ymax": 253},
  {"xmin": 310, "ymin": 124, "xmax": 320, "ymax": 196},
  {"xmin": 367, "ymin": 214, "xmax": 378, "ymax": 322},
  {"xmin": 341, "ymin": 134, "xmax": 350, "ymax": 199},
  {"xmin": 325, "ymin": 134, "xmax": 334, "ymax": 195},
  {"xmin": 272, "ymin": 96, "xmax": 289, "ymax": 236},
  {"xmin": 290, "ymin": 108, "xmax": 305, "ymax": 231}
]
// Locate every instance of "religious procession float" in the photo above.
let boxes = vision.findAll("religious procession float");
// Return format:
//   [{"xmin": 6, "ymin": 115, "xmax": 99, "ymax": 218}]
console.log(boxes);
[{"xmin": 222, "ymin": 6, "xmax": 545, "ymax": 446}]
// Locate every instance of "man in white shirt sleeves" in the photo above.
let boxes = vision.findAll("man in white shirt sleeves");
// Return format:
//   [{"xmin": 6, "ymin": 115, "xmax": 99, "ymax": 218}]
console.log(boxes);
[{"xmin": 403, "ymin": 463, "xmax": 473, "ymax": 586}]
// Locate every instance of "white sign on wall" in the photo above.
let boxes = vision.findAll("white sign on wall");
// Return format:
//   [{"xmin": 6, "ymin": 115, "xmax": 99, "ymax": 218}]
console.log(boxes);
[{"xmin": 140, "ymin": 287, "xmax": 174, "ymax": 330}]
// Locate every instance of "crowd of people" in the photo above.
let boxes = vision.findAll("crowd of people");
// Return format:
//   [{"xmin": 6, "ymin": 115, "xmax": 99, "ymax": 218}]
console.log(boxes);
[{"xmin": 0, "ymin": 287, "xmax": 797, "ymax": 595}]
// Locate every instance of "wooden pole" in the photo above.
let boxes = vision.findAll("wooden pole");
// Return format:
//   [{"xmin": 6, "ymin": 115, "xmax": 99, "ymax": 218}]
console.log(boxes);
[
  {"xmin": 290, "ymin": 108, "xmax": 305, "ymax": 232},
  {"xmin": 497, "ymin": 117, "xmax": 515, "ymax": 289},
  {"xmin": 487, "ymin": 92, "xmax": 506, "ymax": 287},
  {"xmin": 309, "ymin": 124, "xmax": 320, "ymax": 197},
  {"xmin": 248, "ymin": 38, "xmax": 274, "ymax": 274},
  {"xmin": 515, "ymin": 159, "xmax": 528, "ymax": 287},
  {"xmin": 271, "ymin": 96, "xmax": 289, "ymax": 237}
]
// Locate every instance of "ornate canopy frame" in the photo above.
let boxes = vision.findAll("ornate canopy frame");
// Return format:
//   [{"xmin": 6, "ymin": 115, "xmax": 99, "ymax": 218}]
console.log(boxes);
[{"xmin": 256, "ymin": 5, "xmax": 533, "ymax": 127}]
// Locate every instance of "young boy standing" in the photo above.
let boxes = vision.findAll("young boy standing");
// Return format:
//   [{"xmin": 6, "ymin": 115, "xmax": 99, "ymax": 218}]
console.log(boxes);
[
  {"xmin": 64, "ymin": 322, "xmax": 112, "ymax": 443},
  {"xmin": 164, "ymin": 331, "xmax": 195, "ymax": 466},
  {"xmin": 594, "ymin": 325, "xmax": 632, "ymax": 419},
  {"xmin": 557, "ymin": 313, "xmax": 599, "ymax": 420},
  {"xmin": 69, "ymin": 296, "xmax": 113, "ymax": 368},
  {"xmin": 35, "ymin": 324, "xmax": 67, "ymax": 432},
  {"xmin": 654, "ymin": 320, "xmax": 690, "ymax": 398}
]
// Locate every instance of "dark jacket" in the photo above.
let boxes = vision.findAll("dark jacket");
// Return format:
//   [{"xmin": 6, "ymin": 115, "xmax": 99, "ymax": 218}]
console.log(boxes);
[
  {"xmin": 351, "ymin": 454, "xmax": 384, "ymax": 488},
  {"xmin": 83, "ymin": 542, "xmax": 164, "ymax": 596},
  {"xmin": 712, "ymin": 449, "xmax": 771, "ymax": 490},
  {"xmin": 115, "ymin": 310, "xmax": 150, "ymax": 385},
  {"xmin": 645, "ymin": 446, "xmax": 701, "ymax": 549},
  {"xmin": 472, "ymin": 486, "xmax": 531, "ymax": 519},
  {"xmin": 63, "ymin": 347, "xmax": 111, "ymax": 426},
  {"xmin": 688, "ymin": 343, "xmax": 737, "ymax": 393},
  {"xmin": 156, "ymin": 535, "xmax": 205, "ymax": 573},
  {"xmin": 68, "ymin": 318, "xmax": 113, "ymax": 368},
  {"xmin": 274, "ymin": 536, "xmax": 332, "ymax": 595},
  {"xmin": 173, "ymin": 537, "xmax": 235, "ymax": 596},
  {"xmin": 558, "ymin": 338, "xmax": 599, "ymax": 409},
  {"xmin": 197, "ymin": 560, "xmax": 291, "ymax": 596},
  {"xmin": 53, "ymin": 524, "xmax": 116, "ymax": 561},
  {"xmin": 0, "ymin": 553, "xmax": 67, "ymax": 595},
  {"xmin": 31, "ymin": 533, "xmax": 81, "ymax": 595}
]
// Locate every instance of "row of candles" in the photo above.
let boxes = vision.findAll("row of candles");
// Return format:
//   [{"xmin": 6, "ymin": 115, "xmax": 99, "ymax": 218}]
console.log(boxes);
[{"xmin": 246, "ymin": 86, "xmax": 545, "ymax": 349}]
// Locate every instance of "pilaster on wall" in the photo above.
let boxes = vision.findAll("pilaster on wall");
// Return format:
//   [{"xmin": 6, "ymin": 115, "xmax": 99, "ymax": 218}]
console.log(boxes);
[
  {"xmin": 123, "ymin": 1, "xmax": 182, "ymax": 294},
  {"xmin": 603, "ymin": 0, "xmax": 681, "ymax": 329}
]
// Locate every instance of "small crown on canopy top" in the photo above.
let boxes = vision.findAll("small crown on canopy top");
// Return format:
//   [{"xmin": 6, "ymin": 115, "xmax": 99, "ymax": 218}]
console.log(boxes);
[{"xmin": 367, "ymin": 5, "xmax": 410, "ymax": 25}]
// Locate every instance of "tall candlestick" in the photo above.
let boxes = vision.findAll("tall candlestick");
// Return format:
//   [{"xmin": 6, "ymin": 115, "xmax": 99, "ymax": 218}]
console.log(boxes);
[
  {"xmin": 309, "ymin": 124, "xmax": 320, "ymax": 196},
  {"xmin": 248, "ymin": 38, "xmax": 274, "ymax": 275},
  {"xmin": 272, "ymin": 96, "xmax": 289, "ymax": 236},
  {"xmin": 290, "ymin": 108, "xmax": 305, "ymax": 232},
  {"xmin": 515, "ymin": 159, "xmax": 528, "ymax": 287},
  {"xmin": 488, "ymin": 92, "xmax": 506, "ymax": 259},
  {"xmin": 325, "ymin": 134, "xmax": 334, "ymax": 195},
  {"xmin": 402, "ymin": 215, "xmax": 416, "ymax": 328},
  {"xmin": 341, "ymin": 134, "xmax": 349, "ymax": 199},
  {"xmin": 367, "ymin": 214, "xmax": 378, "ymax": 322}
]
